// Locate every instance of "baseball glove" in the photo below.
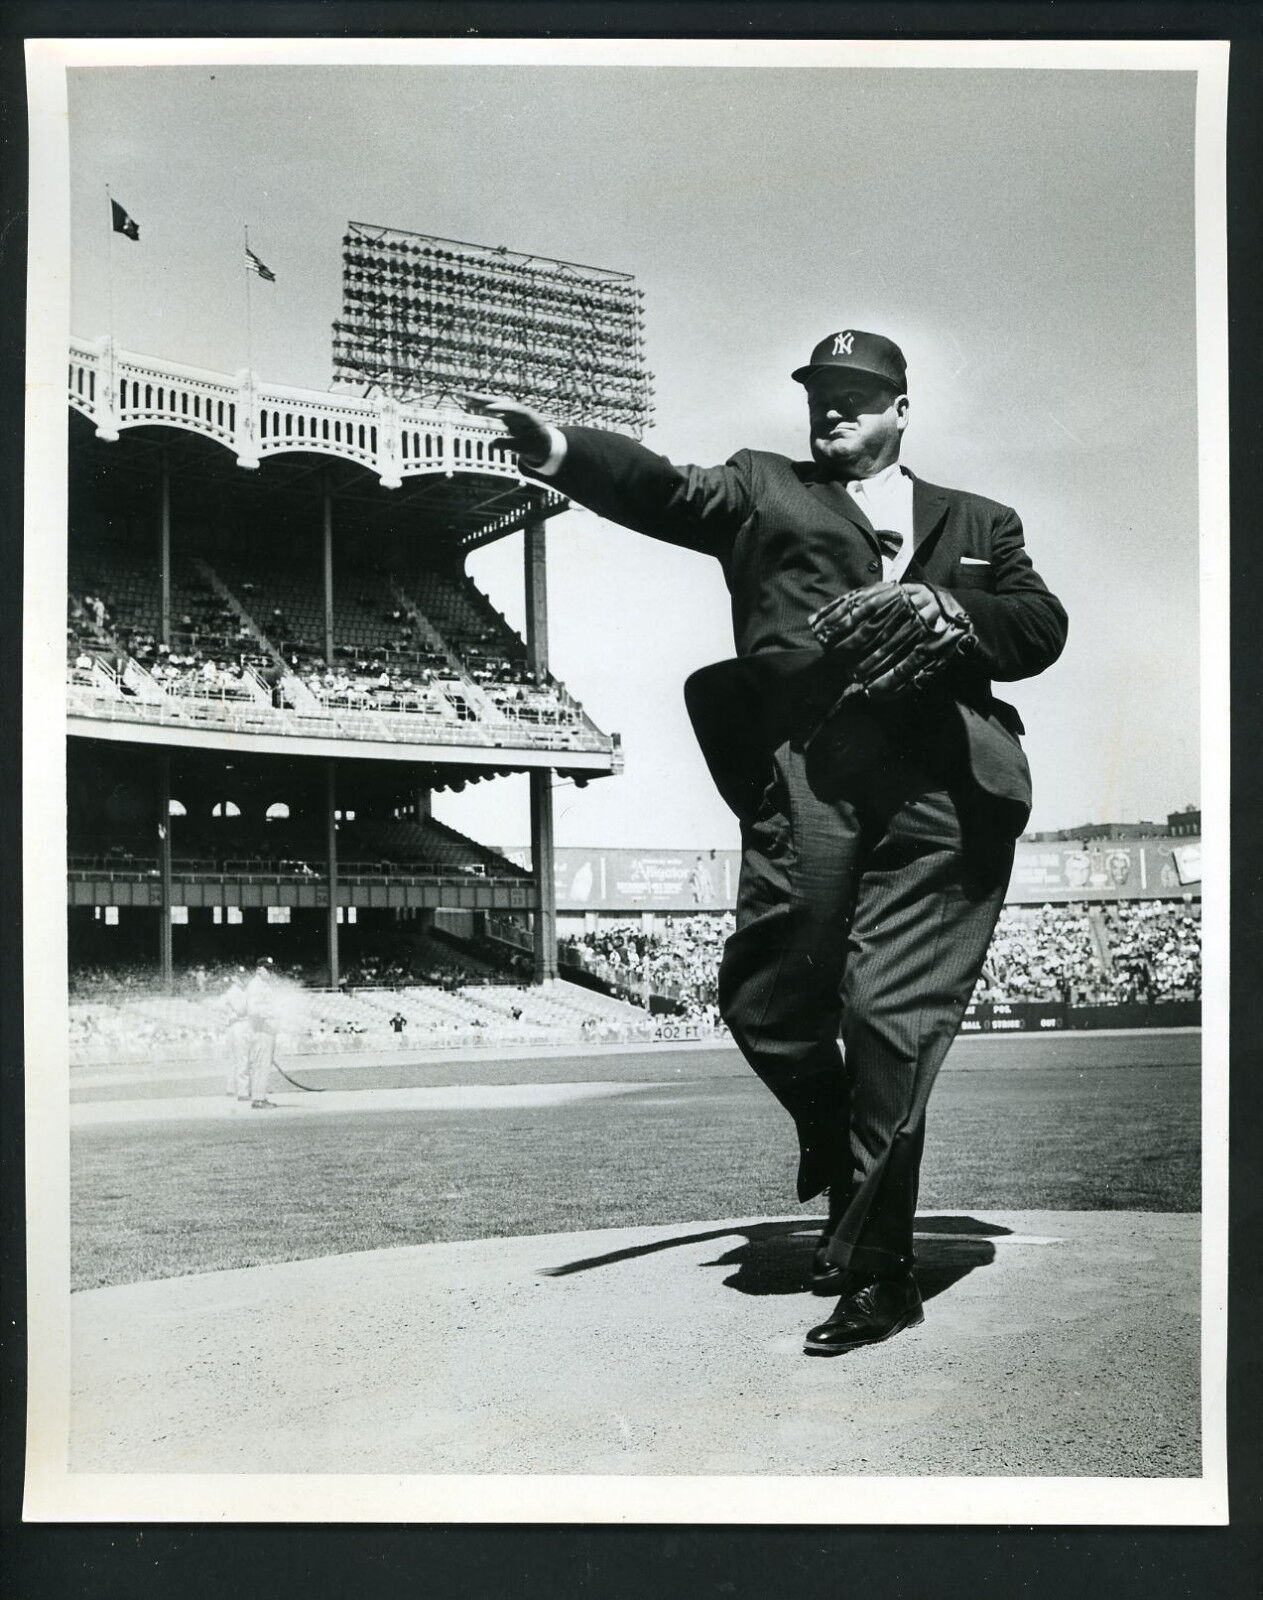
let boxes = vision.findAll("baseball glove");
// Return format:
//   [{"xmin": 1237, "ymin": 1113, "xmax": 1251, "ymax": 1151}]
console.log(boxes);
[{"xmin": 808, "ymin": 580, "xmax": 978, "ymax": 703}]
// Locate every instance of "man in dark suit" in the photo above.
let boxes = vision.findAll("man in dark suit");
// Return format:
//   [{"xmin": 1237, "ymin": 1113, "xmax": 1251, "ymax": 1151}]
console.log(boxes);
[{"xmin": 472, "ymin": 329, "xmax": 1067, "ymax": 1354}]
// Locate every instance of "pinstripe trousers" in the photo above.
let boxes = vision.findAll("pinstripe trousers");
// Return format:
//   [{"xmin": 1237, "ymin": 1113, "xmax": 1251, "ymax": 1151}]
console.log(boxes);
[{"xmin": 717, "ymin": 707, "xmax": 1014, "ymax": 1278}]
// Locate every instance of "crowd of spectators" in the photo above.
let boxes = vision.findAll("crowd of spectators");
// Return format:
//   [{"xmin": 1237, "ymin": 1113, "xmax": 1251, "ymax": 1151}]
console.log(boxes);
[
  {"xmin": 458, "ymin": 636, "xmax": 582, "ymax": 727},
  {"xmin": 68, "ymin": 586, "xmax": 277, "ymax": 701},
  {"xmin": 973, "ymin": 905, "xmax": 1107, "ymax": 1005},
  {"xmin": 69, "ymin": 959, "xmax": 163, "ymax": 999},
  {"xmin": 69, "ymin": 897, "xmax": 1202, "ymax": 1014},
  {"xmin": 64, "ymin": 898, "xmax": 1203, "ymax": 1067},
  {"xmin": 338, "ymin": 931, "xmax": 531, "ymax": 991},
  {"xmin": 67, "ymin": 592, "xmax": 115, "ymax": 678},
  {"xmin": 69, "ymin": 957, "xmax": 311, "ymax": 1001},
  {"xmin": 561, "ymin": 902, "xmax": 1201, "ymax": 1016},
  {"xmin": 68, "ymin": 590, "xmax": 117, "ymax": 645},
  {"xmin": 1101, "ymin": 901, "xmax": 1201, "ymax": 1002},
  {"xmin": 464, "ymin": 647, "xmax": 542, "ymax": 691},
  {"xmin": 342, "ymin": 951, "xmax": 475, "ymax": 990},
  {"xmin": 483, "ymin": 676, "xmax": 580, "ymax": 727},
  {"xmin": 561, "ymin": 915, "xmax": 735, "ymax": 1021},
  {"xmin": 152, "ymin": 654, "xmax": 263, "ymax": 699},
  {"xmin": 258, "ymin": 593, "xmax": 485, "ymax": 725},
  {"xmin": 298, "ymin": 658, "xmax": 476, "ymax": 721}
]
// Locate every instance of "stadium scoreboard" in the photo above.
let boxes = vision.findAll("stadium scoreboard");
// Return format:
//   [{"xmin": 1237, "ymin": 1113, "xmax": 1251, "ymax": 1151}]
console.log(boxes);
[{"xmin": 332, "ymin": 221, "xmax": 654, "ymax": 434}]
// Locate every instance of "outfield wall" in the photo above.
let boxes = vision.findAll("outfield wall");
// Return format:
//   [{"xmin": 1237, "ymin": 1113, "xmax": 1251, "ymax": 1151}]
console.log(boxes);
[{"xmin": 961, "ymin": 999, "xmax": 1200, "ymax": 1033}]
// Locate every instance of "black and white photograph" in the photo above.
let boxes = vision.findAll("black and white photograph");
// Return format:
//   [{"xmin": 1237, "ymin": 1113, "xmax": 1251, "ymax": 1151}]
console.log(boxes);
[{"xmin": 20, "ymin": 36, "xmax": 1229, "ymax": 1524}]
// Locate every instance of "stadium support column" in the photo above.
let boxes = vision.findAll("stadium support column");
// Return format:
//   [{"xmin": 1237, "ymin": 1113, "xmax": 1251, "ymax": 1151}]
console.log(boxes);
[
  {"xmin": 158, "ymin": 750, "xmax": 173, "ymax": 992},
  {"xmin": 525, "ymin": 506, "xmax": 558, "ymax": 983},
  {"xmin": 529, "ymin": 771, "xmax": 558, "ymax": 983},
  {"xmin": 322, "ymin": 473, "xmax": 335, "ymax": 667},
  {"xmin": 525, "ymin": 507, "xmax": 550, "ymax": 671},
  {"xmin": 158, "ymin": 446, "xmax": 171, "ymax": 647},
  {"xmin": 326, "ymin": 760, "xmax": 340, "ymax": 988}
]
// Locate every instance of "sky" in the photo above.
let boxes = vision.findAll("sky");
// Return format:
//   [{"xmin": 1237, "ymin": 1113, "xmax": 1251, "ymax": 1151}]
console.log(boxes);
[{"xmin": 66, "ymin": 61, "xmax": 1204, "ymax": 848}]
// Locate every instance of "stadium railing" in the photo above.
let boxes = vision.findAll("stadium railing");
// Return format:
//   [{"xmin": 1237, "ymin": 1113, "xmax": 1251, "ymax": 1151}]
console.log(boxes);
[{"xmin": 66, "ymin": 678, "xmax": 614, "ymax": 753}]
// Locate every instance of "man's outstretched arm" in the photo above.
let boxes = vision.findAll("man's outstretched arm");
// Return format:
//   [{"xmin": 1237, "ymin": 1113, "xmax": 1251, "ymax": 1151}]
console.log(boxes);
[{"xmin": 466, "ymin": 396, "xmax": 751, "ymax": 559}]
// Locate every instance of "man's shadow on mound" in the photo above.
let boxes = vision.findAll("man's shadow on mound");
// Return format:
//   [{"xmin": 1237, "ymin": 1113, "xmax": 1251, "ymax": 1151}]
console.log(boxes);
[{"xmin": 542, "ymin": 1215, "xmax": 1011, "ymax": 1303}]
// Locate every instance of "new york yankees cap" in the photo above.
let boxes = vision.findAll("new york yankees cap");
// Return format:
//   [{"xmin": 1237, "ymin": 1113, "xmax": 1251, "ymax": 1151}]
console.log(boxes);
[{"xmin": 792, "ymin": 329, "xmax": 908, "ymax": 390}]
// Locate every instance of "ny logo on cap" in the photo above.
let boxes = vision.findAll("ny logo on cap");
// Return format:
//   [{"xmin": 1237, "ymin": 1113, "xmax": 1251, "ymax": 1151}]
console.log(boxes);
[{"xmin": 832, "ymin": 331, "xmax": 855, "ymax": 356}]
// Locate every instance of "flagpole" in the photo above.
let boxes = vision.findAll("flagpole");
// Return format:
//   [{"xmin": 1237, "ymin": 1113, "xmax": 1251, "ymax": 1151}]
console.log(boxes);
[
  {"xmin": 104, "ymin": 183, "xmax": 116, "ymax": 345},
  {"xmin": 243, "ymin": 223, "xmax": 255, "ymax": 377}
]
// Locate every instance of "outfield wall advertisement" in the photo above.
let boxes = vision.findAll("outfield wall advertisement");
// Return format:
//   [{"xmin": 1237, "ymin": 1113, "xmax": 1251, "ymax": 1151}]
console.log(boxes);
[
  {"xmin": 1007, "ymin": 839, "xmax": 1200, "ymax": 902},
  {"xmin": 506, "ymin": 837, "xmax": 1201, "ymax": 913},
  {"xmin": 502, "ymin": 847, "xmax": 738, "ymax": 912}
]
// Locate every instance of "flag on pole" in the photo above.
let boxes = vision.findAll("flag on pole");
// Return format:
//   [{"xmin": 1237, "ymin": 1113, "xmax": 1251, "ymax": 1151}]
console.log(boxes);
[
  {"xmin": 245, "ymin": 246, "xmax": 276, "ymax": 282},
  {"xmin": 110, "ymin": 199, "xmax": 140, "ymax": 241}
]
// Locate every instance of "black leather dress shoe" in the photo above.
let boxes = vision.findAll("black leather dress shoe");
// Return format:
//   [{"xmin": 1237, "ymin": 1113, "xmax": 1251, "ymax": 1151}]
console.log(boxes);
[
  {"xmin": 809, "ymin": 1187, "xmax": 850, "ymax": 1293},
  {"xmin": 804, "ymin": 1272, "xmax": 924, "ymax": 1356},
  {"xmin": 811, "ymin": 1235, "xmax": 848, "ymax": 1294},
  {"xmin": 810, "ymin": 1255, "xmax": 849, "ymax": 1295}
]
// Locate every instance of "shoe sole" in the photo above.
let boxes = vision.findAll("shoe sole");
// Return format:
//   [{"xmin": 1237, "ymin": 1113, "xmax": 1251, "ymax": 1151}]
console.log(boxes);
[{"xmin": 802, "ymin": 1305, "xmax": 924, "ymax": 1357}]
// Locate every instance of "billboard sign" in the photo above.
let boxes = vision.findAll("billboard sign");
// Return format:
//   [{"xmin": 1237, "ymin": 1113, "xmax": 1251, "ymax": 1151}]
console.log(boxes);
[{"xmin": 505, "ymin": 837, "xmax": 1201, "ymax": 913}]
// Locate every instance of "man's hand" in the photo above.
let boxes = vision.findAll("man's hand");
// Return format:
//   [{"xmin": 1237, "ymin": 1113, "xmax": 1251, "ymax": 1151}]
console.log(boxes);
[
  {"xmin": 809, "ymin": 580, "xmax": 978, "ymax": 702},
  {"xmin": 900, "ymin": 581, "xmax": 945, "ymax": 631},
  {"xmin": 463, "ymin": 394, "xmax": 555, "ymax": 468}
]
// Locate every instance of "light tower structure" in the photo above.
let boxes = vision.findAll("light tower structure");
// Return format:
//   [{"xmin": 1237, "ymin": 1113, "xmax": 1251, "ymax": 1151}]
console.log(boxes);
[{"xmin": 330, "ymin": 222, "xmax": 654, "ymax": 980}]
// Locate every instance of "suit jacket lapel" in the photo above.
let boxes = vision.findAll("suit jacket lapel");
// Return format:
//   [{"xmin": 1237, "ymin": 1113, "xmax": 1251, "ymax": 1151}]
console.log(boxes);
[
  {"xmin": 801, "ymin": 474, "xmax": 884, "ymax": 561},
  {"xmin": 909, "ymin": 476, "xmax": 953, "ymax": 573}
]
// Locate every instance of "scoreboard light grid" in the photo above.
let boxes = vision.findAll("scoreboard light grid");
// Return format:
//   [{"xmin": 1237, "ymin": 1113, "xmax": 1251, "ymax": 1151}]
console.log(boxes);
[{"xmin": 332, "ymin": 221, "xmax": 654, "ymax": 434}]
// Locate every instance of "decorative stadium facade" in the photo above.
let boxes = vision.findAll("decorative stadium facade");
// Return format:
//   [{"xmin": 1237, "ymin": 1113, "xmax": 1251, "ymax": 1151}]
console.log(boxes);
[{"xmin": 66, "ymin": 238, "xmax": 642, "ymax": 995}]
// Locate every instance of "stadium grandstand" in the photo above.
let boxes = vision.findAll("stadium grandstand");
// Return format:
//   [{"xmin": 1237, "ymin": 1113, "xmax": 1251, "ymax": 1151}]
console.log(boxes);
[
  {"xmin": 64, "ymin": 290, "xmax": 1200, "ymax": 1063},
  {"xmin": 66, "ymin": 237, "xmax": 647, "ymax": 1060}
]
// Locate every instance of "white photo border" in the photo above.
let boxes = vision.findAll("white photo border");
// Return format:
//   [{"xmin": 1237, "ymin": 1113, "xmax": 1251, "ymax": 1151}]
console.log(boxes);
[{"xmin": 21, "ymin": 33, "xmax": 1231, "ymax": 1526}]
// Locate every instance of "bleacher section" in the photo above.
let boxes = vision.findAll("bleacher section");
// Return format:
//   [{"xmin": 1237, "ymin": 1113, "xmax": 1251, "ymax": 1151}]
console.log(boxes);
[
  {"xmin": 69, "ymin": 545, "xmax": 277, "ymax": 705},
  {"xmin": 1100, "ymin": 901, "xmax": 1201, "ymax": 1002},
  {"xmin": 560, "ymin": 914, "xmax": 731, "ymax": 1023},
  {"xmin": 67, "ymin": 976, "xmax": 655, "ymax": 1065},
  {"xmin": 406, "ymin": 568, "xmax": 589, "ymax": 727},
  {"xmin": 65, "ymin": 896, "xmax": 1203, "ymax": 1066},
  {"xmin": 406, "ymin": 569, "xmax": 525, "ymax": 671},
  {"xmin": 68, "ymin": 815, "xmax": 523, "ymax": 880},
  {"xmin": 67, "ymin": 545, "xmax": 608, "ymax": 752},
  {"xmin": 563, "ymin": 902, "xmax": 1203, "ymax": 1012},
  {"xmin": 975, "ymin": 905, "xmax": 1106, "ymax": 1004},
  {"xmin": 70, "ymin": 544, "xmax": 163, "ymax": 640},
  {"xmin": 337, "ymin": 818, "xmax": 529, "ymax": 878}
]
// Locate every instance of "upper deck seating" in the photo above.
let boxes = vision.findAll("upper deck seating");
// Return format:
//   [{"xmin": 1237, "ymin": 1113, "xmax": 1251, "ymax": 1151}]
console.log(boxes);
[{"xmin": 337, "ymin": 817, "xmax": 529, "ymax": 878}]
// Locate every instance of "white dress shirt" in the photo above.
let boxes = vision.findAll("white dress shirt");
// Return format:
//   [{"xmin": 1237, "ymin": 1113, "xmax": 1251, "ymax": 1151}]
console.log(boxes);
[
  {"xmin": 845, "ymin": 462, "xmax": 915, "ymax": 581},
  {"xmin": 527, "ymin": 425, "xmax": 570, "ymax": 479}
]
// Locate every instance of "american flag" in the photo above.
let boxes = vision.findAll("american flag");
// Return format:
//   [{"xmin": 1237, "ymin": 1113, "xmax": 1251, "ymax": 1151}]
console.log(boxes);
[{"xmin": 245, "ymin": 246, "xmax": 275, "ymax": 282}]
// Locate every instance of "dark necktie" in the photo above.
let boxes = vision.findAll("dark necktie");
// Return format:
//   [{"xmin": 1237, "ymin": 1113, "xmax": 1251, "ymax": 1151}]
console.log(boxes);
[{"xmin": 874, "ymin": 527, "xmax": 903, "ymax": 564}]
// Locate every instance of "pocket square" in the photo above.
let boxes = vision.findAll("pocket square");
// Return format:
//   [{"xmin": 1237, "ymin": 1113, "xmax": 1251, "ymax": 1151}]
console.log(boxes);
[{"xmin": 959, "ymin": 555, "xmax": 991, "ymax": 566}]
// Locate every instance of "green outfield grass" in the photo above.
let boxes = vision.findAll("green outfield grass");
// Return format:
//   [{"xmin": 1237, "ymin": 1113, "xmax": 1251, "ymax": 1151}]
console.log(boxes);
[{"xmin": 70, "ymin": 1054, "xmax": 1200, "ymax": 1291}]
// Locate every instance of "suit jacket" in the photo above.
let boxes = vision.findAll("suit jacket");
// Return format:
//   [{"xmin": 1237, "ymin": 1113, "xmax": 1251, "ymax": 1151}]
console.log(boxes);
[{"xmin": 542, "ymin": 425, "xmax": 1069, "ymax": 836}]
